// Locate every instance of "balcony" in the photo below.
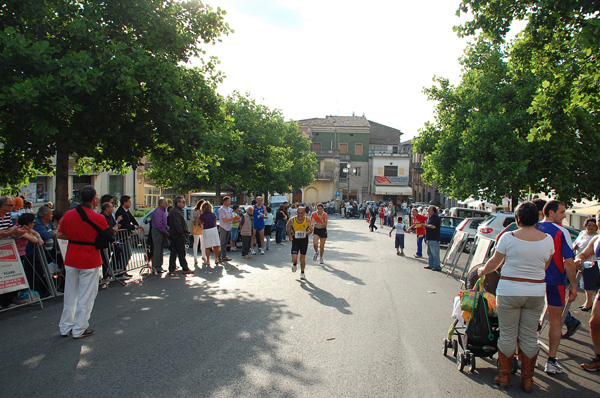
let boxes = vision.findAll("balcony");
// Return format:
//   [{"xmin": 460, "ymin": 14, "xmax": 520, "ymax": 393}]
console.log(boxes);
[
  {"xmin": 314, "ymin": 171, "xmax": 335, "ymax": 180},
  {"xmin": 313, "ymin": 149, "xmax": 350, "ymax": 161},
  {"xmin": 369, "ymin": 150, "xmax": 410, "ymax": 157}
]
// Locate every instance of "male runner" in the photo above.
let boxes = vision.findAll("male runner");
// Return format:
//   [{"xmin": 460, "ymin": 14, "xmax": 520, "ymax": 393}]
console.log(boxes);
[
  {"xmin": 311, "ymin": 203, "xmax": 328, "ymax": 264},
  {"xmin": 286, "ymin": 206, "xmax": 313, "ymax": 280},
  {"xmin": 536, "ymin": 200, "xmax": 577, "ymax": 374}
]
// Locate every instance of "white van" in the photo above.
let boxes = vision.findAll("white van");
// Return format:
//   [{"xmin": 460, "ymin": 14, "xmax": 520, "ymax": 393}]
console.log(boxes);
[{"xmin": 448, "ymin": 207, "xmax": 491, "ymax": 219}]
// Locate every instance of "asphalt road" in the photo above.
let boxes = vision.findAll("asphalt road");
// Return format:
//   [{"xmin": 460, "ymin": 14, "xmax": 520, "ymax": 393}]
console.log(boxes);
[{"xmin": 1, "ymin": 216, "xmax": 598, "ymax": 397}]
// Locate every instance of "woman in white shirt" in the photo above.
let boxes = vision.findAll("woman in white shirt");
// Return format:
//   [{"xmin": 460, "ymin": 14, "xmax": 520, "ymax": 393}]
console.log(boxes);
[
  {"xmin": 478, "ymin": 202, "xmax": 554, "ymax": 393},
  {"xmin": 573, "ymin": 218, "xmax": 598, "ymax": 311}
]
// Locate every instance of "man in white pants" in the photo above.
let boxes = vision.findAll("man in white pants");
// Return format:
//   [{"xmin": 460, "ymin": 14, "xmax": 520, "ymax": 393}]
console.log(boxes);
[{"xmin": 57, "ymin": 185, "xmax": 112, "ymax": 339}]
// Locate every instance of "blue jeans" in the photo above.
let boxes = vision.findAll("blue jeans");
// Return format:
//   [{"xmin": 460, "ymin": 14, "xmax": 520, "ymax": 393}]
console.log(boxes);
[
  {"xmin": 416, "ymin": 235, "xmax": 424, "ymax": 257},
  {"xmin": 427, "ymin": 240, "xmax": 440, "ymax": 269}
]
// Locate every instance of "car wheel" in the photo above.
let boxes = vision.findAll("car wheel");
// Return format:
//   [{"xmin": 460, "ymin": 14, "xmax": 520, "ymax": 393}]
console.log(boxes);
[{"xmin": 463, "ymin": 239, "xmax": 474, "ymax": 254}]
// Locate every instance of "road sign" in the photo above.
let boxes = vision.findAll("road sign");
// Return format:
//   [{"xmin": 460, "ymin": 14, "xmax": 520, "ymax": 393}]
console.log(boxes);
[{"xmin": 336, "ymin": 191, "xmax": 341, "ymax": 197}]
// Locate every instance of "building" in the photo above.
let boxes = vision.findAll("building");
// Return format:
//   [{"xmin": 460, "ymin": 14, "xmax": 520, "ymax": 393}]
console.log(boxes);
[
  {"xmin": 299, "ymin": 116, "xmax": 370, "ymax": 207},
  {"xmin": 409, "ymin": 140, "xmax": 457, "ymax": 208},
  {"xmin": 299, "ymin": 116, "xmax": 414, "ymax": 206},
  {"xmin": 368, "ymin": 121, "xmax": 411, "ymax": 204}
]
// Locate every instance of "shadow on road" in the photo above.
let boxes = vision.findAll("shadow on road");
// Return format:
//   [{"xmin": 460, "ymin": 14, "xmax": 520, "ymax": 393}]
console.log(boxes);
[
  {"xmin": 299, "ymin": 279, "xmax": 352, "ymax": 315},
  {"xmin": 0, "ymin": 276, "xmax": 323, "ymax": 397}
]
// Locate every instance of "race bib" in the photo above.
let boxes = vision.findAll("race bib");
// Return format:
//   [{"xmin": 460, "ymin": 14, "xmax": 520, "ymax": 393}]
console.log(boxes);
[{"xmin": 295, "ymin": 230, "xmax": 306, "ymax": 239}]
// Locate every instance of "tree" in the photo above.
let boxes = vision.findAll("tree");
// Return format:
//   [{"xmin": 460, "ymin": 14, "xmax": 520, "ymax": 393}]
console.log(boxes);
[
  {"xmin": 145, "ymin": 92, "xmax": 317, "ymax": 203},
  {"xmin": 0, "ymin": 0, "xmax": 231, "ymax": 210},
  {"xmin": 452, "ymin": 0, "xmax": 600, "ymax": 202},
  {"xmin": 415, "ymin": 39, "xmax": 546, "ymax": 204}
]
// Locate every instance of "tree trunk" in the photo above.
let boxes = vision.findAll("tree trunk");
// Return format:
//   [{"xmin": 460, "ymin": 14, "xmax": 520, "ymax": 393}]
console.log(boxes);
[
  {"xmin": 215, "ymin": 183, "xmax": 221, "ymax": 205},
  {"xmin": 55, "ymin": 149, "xmax": 70, "ymax": 213}
]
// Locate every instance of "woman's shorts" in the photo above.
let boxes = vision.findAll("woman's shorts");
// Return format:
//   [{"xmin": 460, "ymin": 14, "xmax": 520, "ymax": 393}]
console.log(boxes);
[
  {"xmin": 291, "ymin": 238, "xmax": 309, "ymax": 255},
  {"xmin": 581, "ymin": 263, "xmax": 600, "ymax": 290},
  {"xmin": 314, "ymin": 228, "xmax": 327, "ymax": 239}
]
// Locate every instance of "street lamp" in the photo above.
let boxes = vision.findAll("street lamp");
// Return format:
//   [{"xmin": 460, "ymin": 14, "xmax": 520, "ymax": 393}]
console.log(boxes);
[{"xmin": 342, "ymin": 163, "xmax": 355, "ymax": 202}]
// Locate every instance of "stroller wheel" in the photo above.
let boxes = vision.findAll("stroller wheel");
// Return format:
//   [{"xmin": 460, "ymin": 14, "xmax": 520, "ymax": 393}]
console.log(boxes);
[
  {"xmin": 457, "ymin": 353, "xmax": 466, "ymax": 371},
  {"xmin": 452, "ymin": 339, "xmax": 459, "ymax": 357},
  {"xmin": 469, "ymin": 356, "xmax": 477, "ymax": 372},
  {"xmin": 443, "ymin": 338, "xmax": 450, "ymax": 356}
]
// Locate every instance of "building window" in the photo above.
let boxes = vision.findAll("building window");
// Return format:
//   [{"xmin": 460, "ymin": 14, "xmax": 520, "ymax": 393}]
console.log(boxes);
[
  {"xmin": 353, "ymin": 167, "xmax": 361, "ymax": 176},
  {"xmin": 355, "ymin": 143, "xmax": 363, "ymax": 155},
  {"xmin": 72, "ymin": 175, "xmax": 92, "ymax": 200},
  {"xmin": 312, "ymin": 142, "xmax": 322, "ymax": 151},
  {"xmin": 339, "ymin": 143, "xmax": 348, "ymax": 154},
  {"xmin": 24, "ymin": 176, "xmax": 48, "ymax": 203},
  {"xmin": 393, "ymin": 146, "xmax": 398, "ymax": 154},
  {"xmin": 372, "ymin": 145, "xmax": 387, "ymax": 153},
  {"xmin": 109, "ymin": 175, "xmax": 124, "ymax": 199},
  {"xmin": 384, "ymin": 166, "xmax": 397, "ymax": 177}
]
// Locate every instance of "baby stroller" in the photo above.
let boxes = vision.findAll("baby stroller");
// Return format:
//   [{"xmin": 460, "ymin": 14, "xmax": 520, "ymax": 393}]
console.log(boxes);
[{"xmin": 443, "ymin": 266, "xmax": 501, "ymax": 372}]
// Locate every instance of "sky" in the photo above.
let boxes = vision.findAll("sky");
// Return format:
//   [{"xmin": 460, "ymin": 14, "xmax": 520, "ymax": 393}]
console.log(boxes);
[{"xmin": 196, "ymin": 0, "xmax": 473, "ymax": 140}]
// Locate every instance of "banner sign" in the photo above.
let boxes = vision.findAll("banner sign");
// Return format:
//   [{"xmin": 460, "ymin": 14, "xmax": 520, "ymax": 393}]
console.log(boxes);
[{"xmin": 0, "ymin": 240, "xmax": 29, "ymax": 294}]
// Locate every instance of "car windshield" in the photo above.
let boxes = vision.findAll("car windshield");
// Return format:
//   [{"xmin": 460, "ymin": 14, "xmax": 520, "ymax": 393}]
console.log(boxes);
[{"xmin": 481, "ymin": 214, "xmax": 496, "ymax": 226}]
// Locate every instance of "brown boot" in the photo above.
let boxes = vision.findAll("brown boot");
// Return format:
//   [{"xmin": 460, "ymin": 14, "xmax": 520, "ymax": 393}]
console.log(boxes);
[
  {"xmin": 520, "ymin": 352, "xmax": 537, "ymax": 393},
  {"xmin": 494, "ymin": 351, "xmax": 513, "ymax": 388}
]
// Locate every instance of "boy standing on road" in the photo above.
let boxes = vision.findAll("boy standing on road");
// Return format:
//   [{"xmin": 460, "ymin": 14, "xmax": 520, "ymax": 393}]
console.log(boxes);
[{"xmin": 389, "ymin": 216, "xmax": 406, "ymax": 256}]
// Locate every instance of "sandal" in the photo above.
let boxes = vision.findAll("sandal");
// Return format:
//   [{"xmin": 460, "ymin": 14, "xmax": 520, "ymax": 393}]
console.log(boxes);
[{"xmin": 580, "ymin": 306, "xmax": 593, "ymax": 312}]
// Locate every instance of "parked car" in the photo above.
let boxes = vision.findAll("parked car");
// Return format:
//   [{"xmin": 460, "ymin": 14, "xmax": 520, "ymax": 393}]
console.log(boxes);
[
  {"xmin": 139, "ymin": 205, "xmax": 195, "ymax": 237},
  {"xmin": 440, "ymin": 216, "xmax": 464, "ymax": 244},
  {"xmin": 455, "ymin": 217, "xmax": 485, "ymax": 253},
  {"xmin": 476, "ymin": 212, "xmax": 516, "ymax": 241},
  {"xmin": 495, "ymin": 219, "xmax": 580, "ymax": 245},
  {"xmin": 448, "ymin": 207, "xmax": 491, "ymax": 219}
]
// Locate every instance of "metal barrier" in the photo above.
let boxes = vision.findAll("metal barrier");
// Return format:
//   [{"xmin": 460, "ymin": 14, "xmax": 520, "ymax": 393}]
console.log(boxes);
[
  {"xmin": 0, "ymin": 238, "xmax": 51, "ymax": 312},
  {"xmin": 101, "ymin": 229, "xmax": 152, "ymax": 286}
]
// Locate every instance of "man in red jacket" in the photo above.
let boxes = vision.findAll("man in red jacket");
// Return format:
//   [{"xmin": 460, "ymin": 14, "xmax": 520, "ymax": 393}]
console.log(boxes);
[{"xmin": 57, "ymin": 185, "xmax": 111, "ymax": 339}]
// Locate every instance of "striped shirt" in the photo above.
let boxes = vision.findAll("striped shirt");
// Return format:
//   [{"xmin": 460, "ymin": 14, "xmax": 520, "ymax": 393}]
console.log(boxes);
[{"xmin": 0, "ymin": 213, "xmax": 13, "ymax": 230}]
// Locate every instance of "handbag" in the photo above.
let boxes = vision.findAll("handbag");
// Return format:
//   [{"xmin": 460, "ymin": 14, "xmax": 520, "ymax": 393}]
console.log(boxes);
[
  {"xmin": 465, "ymin": 280, "xmax": 496, "ymax": 345},
  {"xmin": 460, "ymin": 277, "xmax": 497, "ymax": 316},
  {"xmin": 191, "ymin": 224, "xmax": 203, "ymax": 235}
]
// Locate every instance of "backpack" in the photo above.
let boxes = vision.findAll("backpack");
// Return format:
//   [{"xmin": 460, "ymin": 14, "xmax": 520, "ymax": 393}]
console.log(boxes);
[{"xmin": 74, "ymin": 206, "xmax": 116, "ymax": 249}]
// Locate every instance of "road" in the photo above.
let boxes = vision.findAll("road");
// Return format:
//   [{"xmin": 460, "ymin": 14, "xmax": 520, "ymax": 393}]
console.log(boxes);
[{"xmin": 1, "ymin": 216, "xmax": 598, "ymax": 397}]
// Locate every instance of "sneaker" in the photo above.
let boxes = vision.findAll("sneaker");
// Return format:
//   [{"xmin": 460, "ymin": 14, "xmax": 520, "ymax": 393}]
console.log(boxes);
[
  {"xmin": 250, "ymin": 249, "xmax": 257, "ymax": 255},
  {"xmin": 73, "ymin": 329, "xmax": 95, "ymax": 339},
  {"xmin": 396, "ymin": 252, "xmax": 401, "ymax": 256},
  {"xmin": 320, "ymin": 257, "xmax": 324, "ymax": 265},
  {"xmin": 259, "ymin": 248, "xmax": 265, "ymax": 255},
  {"xmin": 563, "ymin": 319, "xmax": 582, "ymax": 339},
  {"xmin": 230, "ymin": 247, "xmax": 239, "ymax": 252},
  {"xmin": 544, "ymin": 360, "xmax": 564, "ymax": 374},
  {"xmin": 300, "ymin": 272, "xmax": 306, "ymax": 280},
  {"xmin": 313, "ymin": 252, "xmax": 319, "ymax": 261},
  {"xmin": 292, "ymin": 264, "xmax": 297, "ymax": 273},
  {"xmin": 581, "ymin": 357, "xmax": 600, "ymax": 372},
  {"xmin": 400, "ymin": 252, "xmax": 405, "ymax": 256}
]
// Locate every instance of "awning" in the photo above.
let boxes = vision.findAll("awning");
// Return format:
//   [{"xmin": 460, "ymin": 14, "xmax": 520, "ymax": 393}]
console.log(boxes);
[
  {"xmin": 570, "ymin": 204, "xmax": 600, "ymax": 216},
  {"xmin": 374, "ymin": 186, "xmax": 412, "ymax": 195}
]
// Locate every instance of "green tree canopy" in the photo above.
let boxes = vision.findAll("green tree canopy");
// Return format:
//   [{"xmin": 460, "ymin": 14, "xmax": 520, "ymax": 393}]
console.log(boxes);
[
  {"xmin": 415, "ymin": 1, "xmax": 600, "ymax": 204},
  {"xmin": 146, "ymin": 92, "xmax": 317, "ymax": 202},
  {"xmin": 0, "ymin": 0, "xmax": 231, "ymax": 210}
]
